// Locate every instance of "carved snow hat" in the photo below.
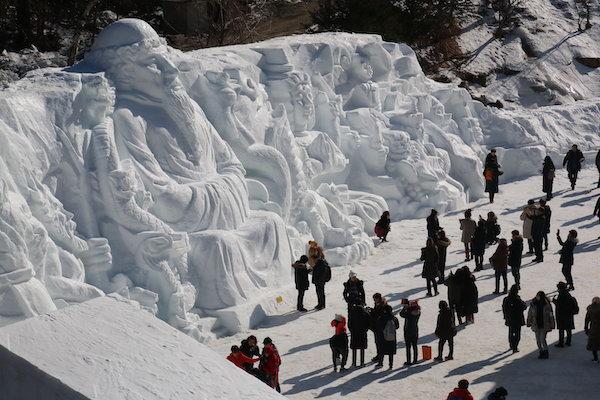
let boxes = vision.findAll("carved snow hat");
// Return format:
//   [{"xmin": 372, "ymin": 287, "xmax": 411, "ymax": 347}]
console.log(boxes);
[{"xmin": 91, "ymin": 18, "xmax": 161, "ymax": 52}]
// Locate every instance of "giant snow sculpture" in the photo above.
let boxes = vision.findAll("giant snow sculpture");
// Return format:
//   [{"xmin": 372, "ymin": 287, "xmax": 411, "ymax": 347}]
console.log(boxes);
[{"xmin": 1, "ymin": 18, "xmax": 570, "ymax": 337}]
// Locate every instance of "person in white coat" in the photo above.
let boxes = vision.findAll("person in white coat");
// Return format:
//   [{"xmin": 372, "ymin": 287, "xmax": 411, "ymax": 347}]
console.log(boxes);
[
  {"xmin": 520, "ymin": 200, "xmax": 539, "ymax": 254},
  {"xmin": 527, "ymin": 290, "xmax": 556, "ymax": 359}
]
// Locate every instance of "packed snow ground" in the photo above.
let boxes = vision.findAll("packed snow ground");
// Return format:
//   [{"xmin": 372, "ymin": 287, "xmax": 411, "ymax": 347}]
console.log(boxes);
[{"xmin": 213, "ymin": 167, "xmax": 600, "ymax": 400}]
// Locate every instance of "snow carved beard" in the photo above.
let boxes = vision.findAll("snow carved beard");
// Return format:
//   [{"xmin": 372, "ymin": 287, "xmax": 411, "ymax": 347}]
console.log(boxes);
[{"xmin": 163, "ymin": 86, "xmax": 205, "ymax": 166}]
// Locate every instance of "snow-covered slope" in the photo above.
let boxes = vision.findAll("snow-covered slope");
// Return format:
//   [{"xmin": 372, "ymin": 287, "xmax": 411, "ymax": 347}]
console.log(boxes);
[
  {"xmin": 456, "ymin": 0, "xmax": 600, "ymax": 108},
  {"xmin": 0, "ymin": 294, "xmax": 285, "ymax": 400}
]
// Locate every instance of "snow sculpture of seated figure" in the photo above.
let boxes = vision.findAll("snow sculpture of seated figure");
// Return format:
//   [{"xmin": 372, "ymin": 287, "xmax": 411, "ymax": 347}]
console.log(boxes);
[
  {"xmin": 188, "ymin": 70, "xmax": 292, "ymax": 220},
  {"xmin": 83, "ymin": 19, "xmax": 290, "ymax": 311},
  {"xmin": 62, "ymin": 74, "xmax": 200, "ymax": 330},
  {"xmin": 0, "ymin": 180, "xmax": 56, "ymax": 318}
]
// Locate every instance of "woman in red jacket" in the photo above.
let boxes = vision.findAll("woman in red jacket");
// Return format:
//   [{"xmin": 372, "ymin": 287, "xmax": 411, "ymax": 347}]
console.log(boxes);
[
  {"xmin": 226, "ymin": 345, "xmax": 260, "ymax": 370},
  {"xmin": 330, "ymin": 314, "xmax": 349, "ymax": 372},
  {"xmin": 260, "ymin": 337, "xmax": 282, "ymax": 392}
]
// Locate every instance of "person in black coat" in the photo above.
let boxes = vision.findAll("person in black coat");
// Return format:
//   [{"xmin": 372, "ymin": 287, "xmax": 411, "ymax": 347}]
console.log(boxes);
[
  {"xmin": 343, "ymin": 271, "xmax": 365, "ymax": 308},
  {"xmin": 426, "ymin": 209, "xmax": 441, "ymax": 240},
  {"xmin": 421, "ymin": 238, "xmax": 439, "ymax": 296},
  {"xmin": 563, "ymin": 145, "xmax": 585, "ymax": 190},
  {"xmin": 488, "ymin": 387, "xmax": 509, "ymax": 400},
  {"xmin": 539, "ymin": 199, "xmax": 552, "ymax": 251},
  {"xmin": 370, "ymin": 293, "xmax": 387, "ymax": 363},
  {"xmin": 508, "ymin": 230, "xmax": 523, "ymax": 289},
  {"xmin": 471, "ymin": 219, "xmax": 487, "ymax": 271},
  {"xmin": 375, "ymin": 211, "xmax": 391, "ymax": 242},
  {"xmin": 531, "ymin": 206, "xmax": 547, "ymax": 263},
  {"xmin": 552, "ymin": 282, "xmax": 579, "ymax": 347},
  {"xmin": 502, "ymin": 284, "xmax": 527, "ymax": 353},
  {"xmin": 399, "ymin": 299, "xmax": 421, "ymax": 365},
  {"xmin": 596, "ymin": 149, "xmax": 600, "ymax": 188},
  {"xmin": 375, "ymin": 305, "xmax": 399, "ymax": 369},
  {"xmin": 291, "ymin": 255, "xmax": 310, "ymax": 311},
  {"xmin": 348, "ymin": 304, "xmax": 370, "ymax": 367},
  {"xmin": 435, "ymin": 300, "xmax": 457, "ymax": 361},
  {"xmin": 312, "ymin": 257, "xmax": 330, "ymax": 310},
  {"xmin": 485, "ymin": 211, "xmax": 501, "ymax": 245},
  {"xmin": 593, "ymin": 196, "xmax": 600, "ymax": 239},
  {"xmin": 457, "ymin": 266, "xmax": 478, "ymax": 324},
  {"xmin": 542, "ymin": 156, "xmax": 555, "ymax": 200},
  {"xmin": 240, "ymin": 335, "xmax": 263, "ymax": 378},
  {"xmin": 435, "ymin": 230, "xmax": 451, "ymax": 284},
  {"xmin": 557, "ymin": 229, "xmax": 578, "ymax": 290},
  {"xmin": 445, "ymin": 271, "xmax": 463, "ymax": 325},
  {"xmin": 484, "ymin": 148, "xmax": 502, "ymax": 203}
]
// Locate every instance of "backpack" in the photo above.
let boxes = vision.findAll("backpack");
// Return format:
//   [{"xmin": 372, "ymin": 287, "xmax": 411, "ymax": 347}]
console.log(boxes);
[
  {"xmin": 322, "ymin": 260, "xmax": 332, "ymax": 282},
  {"xmin": 383, "ymin": 319, "xmax": 396, "ymax": 341}
]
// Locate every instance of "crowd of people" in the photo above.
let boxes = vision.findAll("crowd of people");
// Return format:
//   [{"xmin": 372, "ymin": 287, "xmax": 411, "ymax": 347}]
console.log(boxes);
[{"xmin": 225, "ymin": 147, "xmax": 600, "ymax": 398}]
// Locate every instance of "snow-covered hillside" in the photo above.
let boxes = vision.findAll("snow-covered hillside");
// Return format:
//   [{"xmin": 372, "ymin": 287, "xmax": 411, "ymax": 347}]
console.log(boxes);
[{"xmin": 455, "ymin": 0, "xmax": 600, "ymax": 108}]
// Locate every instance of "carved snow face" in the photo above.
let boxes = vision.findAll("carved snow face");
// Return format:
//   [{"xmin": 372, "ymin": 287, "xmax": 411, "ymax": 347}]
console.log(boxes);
[
  {"xmin": 349, "ymin": 57, "xmax": 374, "ymax": 83},
  {"xmin": 359, "ymin": 130, "xmax": 388, "ymax": 174},
  {"xmin": 120, "ymin": 45, "xmax": 183, "ymax": 101},
  {"xmin": 75, "ymin": 75, "xmax": 115, "ymax": 128},
  {"xmin": 205, "ymin": 71, "xmax": 238, "ymax": 107}
]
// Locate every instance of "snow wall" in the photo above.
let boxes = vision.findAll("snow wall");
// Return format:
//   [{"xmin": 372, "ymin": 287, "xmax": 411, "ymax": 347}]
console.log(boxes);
[
  {"xmin": 0, "ymin": 294, "xmax": 286, "ymax": 400},
  {"xmin": 0, "ymin": 19, "xmax": 598, "ymax": 340}
]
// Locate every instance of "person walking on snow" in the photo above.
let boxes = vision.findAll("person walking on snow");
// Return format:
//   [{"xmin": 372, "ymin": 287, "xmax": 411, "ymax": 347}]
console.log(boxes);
[
  {"xmin": 312, "ymin": 256, "xmax": 331, "ymax": 310},
  {"xmin": 585, "ymin": 297, "xmax": 600, "ymax": 363},
  {"xmin": 527, "ymin": 291, "xmax": 555, "ymax": 359},
  {"xmin": 260, "ymin": 337, "xmax": 282, "ymax": 392},
  {"xmin": 552, "ymin": 282, "xmax": 579, "ymax": 348},
  {"xmin": 539, "ymin": 199, "xmax": 552, "ymax": 251},
  {"xmin": 563, "ymin": 144, "xmax": 585, "ymax": 190},
  {"xmin": 330, "ymin": 314, "xmax": 349, "ymax": 372},
  {"xmin": 542, "ymin": 156, "xmax": 556, "ymax": 200},
  {"xmin": 484, "ymin": 148, "xmax": 502, "ymax": 204},
  {"xmin": 593, "ymin": 196, "xmax": 600, "ymax": 239},
  {"xmin": 421, "ymin": 238, "xmax": 440, "ymax": 297},
  {"xmin": 472, "ymin": 219, "xmax": 487, "ymax": 271},
  {"xmin": 490, "ymin": 238, "xmax": 509, "ymax": 294},
  {"xmin": 459, "ymin": 209, "xmax": 477, "ymax": 261},
  {"xmin": 446, "ymin": 379, "xmax": 474, "ymax": 400},
  {"xmin": 291, "ymin": 255, "xmax": 310, "ymax": 311},
  {"xmin": 502, "ymin": 284, "xmax": 527, "ymax": 354},
  {"xmin": 227, "ymin": 345, "xmax": 260, "ymax": 370},
  {"xmin": 520, "ymin": 200, "xmax": 539, "ymax": 254},
  {"xmin": 557, "ymin": 229, "xmax": 578, "ymax": 291},
  {"xmin": 375, "ymin": 211, "xmax": 391, "ymax": 242},
  {"xmin": 348, "ymin": 304, "xmax": 370, "ymax": 367},
  {"xmin": 508, "ymin": 230, "xmax": 523, "ymax": 289},
  {"xmin": 426, "ymin": 209, "xmax": 441, "ymax": 240},
  {"xmin": 445, "ymin": 271, "xmax": 463, "ymax": 325},
  {"xmin": 435, "ymin": 300, "xmax": 457, "ymax": 361},
  {"xmin": 436, "ymin": 230, "xmax": 451, "ymax": 284},
  {"xmin": 375, "ymin": 304, "xmax": 399, "ymax": 369},
  {"xmin": 399, "ymin": 299, "xmax": 421, "ymax": 366},
  {"xmin": 457, "ymin": 266, "xmax": 479, "ymax": 324}
]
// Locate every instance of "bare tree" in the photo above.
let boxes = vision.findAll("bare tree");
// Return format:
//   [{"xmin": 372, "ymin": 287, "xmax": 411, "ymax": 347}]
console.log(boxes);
[
  {"xmin": 490, "ymin": 0, "xmax": 523, "ymax": 35},
  {"xmin": 205, "ymin": 0, "xmax": 273, "ymax": 46}
]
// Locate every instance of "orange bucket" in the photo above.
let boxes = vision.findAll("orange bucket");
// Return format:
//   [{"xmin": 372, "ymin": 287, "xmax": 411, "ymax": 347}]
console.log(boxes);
[{"xmin": 422, "ymin": 345, "xmax": 432, "ymax": 361}]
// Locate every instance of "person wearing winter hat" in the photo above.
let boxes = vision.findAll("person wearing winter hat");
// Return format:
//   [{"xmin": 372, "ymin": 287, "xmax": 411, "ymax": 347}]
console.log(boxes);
[
  {"xmin": 291, "ymin": 255, "xmax": 310, "ymax": 311},
  {"xmin": 343, "ymin": 271, "xmax": 365, "ymax": 309},
  {"xmin": 399, "ymin": 299, "xmax": 421, "ymax": 365},
  {"xmin": 552, "ymin": 281, "xmax": 579, "ymax": 348},
  {"xmin": 330, "ymin": 314, "xmax": 349, "ymax": 372},
  {"xmin": 447, "ymin": 379, "xmax": 474, "ymax": 400},
  {"xmin": 487, "ymin": 386, "xmax": 508, "ymax": 400}
]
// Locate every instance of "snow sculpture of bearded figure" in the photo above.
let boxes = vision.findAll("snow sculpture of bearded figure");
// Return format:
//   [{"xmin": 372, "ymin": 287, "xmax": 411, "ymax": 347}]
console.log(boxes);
[{"xmin": 82, "ymin": 19, "xmax": 291, "ymax": 311}]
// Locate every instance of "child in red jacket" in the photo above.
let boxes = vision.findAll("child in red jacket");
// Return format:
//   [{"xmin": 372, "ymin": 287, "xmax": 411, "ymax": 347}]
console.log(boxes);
[
  {"xmin": 260, "ymin": 337, "xmax": 282, "ymax": 392},
  {"xmin": 227, "ymin": 345, "xmax": 260, "ymax": 370},
  {"xmin": 330, "ymin": 314, "xmax": 349, "ymax": 372},
  {"xmin": 447, "ymin": 379, "xmax": 474, "ymax": 400}
]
